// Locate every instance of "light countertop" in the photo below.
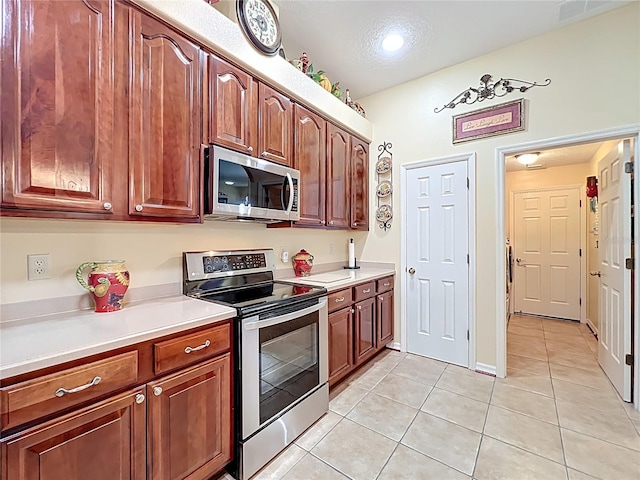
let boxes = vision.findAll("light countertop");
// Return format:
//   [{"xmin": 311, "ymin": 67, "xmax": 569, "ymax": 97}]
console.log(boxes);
[
  {"xmin": 279, "ymin": 266, "xmax": 396, "ymax": 292},
  {"xmin": 0, "ymin": 296, "xmax": 236, "ymax": 379}
]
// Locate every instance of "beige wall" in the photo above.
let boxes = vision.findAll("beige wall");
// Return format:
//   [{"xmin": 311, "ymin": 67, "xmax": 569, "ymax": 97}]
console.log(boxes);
[
  {"xmin": 0, "ymin": 218, "xmax": 366, "ymax": 304},
  {"xmin": 358, "ymin": 3, "xmax": 640, "ymax": 367}
]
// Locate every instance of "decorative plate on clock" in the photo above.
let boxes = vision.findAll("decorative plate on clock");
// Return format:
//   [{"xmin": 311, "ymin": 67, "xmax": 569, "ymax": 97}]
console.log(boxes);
[{"xmin": 237, "ymin": 0, "xmax": 282, "ymax": 56}]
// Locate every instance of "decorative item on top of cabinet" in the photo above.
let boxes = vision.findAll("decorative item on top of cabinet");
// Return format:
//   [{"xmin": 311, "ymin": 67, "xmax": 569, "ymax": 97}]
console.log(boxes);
[
  {"xmin": 375, "ymin": 142, "xmax": 393, "ymax": 231},
  {"xmin": 236, "ymin": 0, "xmax": 282, "ymax": 56}
]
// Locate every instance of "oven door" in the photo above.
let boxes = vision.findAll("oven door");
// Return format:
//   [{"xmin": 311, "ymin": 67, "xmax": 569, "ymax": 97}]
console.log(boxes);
[{"xmin": 241, "ymin": 297, "xmax": 327, "ymax": 439}]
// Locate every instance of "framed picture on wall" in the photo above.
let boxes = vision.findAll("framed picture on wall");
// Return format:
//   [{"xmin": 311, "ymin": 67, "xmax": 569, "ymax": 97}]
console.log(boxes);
[{"xmin": 452, "ymin": 99, "xmax": 525, "ymax": 144}]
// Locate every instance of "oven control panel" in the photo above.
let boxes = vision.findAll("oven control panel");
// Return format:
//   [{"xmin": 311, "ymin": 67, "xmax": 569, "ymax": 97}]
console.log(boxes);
[
  {"xmin": 203, "ymin": 253, "xmax": 267, "ymax": 273},
  {"xmin": 184, "ymin": 249, "xmax": 275, "ymax": 280}
]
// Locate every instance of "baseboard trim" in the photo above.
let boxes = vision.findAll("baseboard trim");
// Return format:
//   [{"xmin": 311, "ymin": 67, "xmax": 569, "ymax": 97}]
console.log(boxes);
[
  {"xmin": 475, "ymin": 362, "xmax": 497, "ymax": 377},
  {"xmin": 586, "ymin": 319, "xmax": 599, "ymax": 338},
  {"xmin": 389, "ymin": 342, "xmax": 402, "ymax": 352}
]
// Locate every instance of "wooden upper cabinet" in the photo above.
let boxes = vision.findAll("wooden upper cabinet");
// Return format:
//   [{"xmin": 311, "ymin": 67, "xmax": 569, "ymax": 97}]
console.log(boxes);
[
  {"xmin": 1, "ymin": 0, "xmax": 115, "ymax": 214},
  {"xmin": 350, "ymin": 137, "xmax": 369, "ymax": 230},
  {"xmin": 147, "ymin": 354, "xmax": 232, "ymax": 480},
  {"xmin": 128, "ymin": 10, "xmax": 202, "ymax": 219},
  {"xmin": 326, "ymin": 124, "xmax": 350, "ymax": 228},
  {"xmin": 209, "ymin": 55, "xmax": 257, "ymax": 154},
  {"xmin": 2, "ymin": 388, "xmax": 146, "ymax": 480},
  {"xmin": 258, "ymin": 83, "xmax": 292, "ymax": 166},
  {"xmin": 293, "ymin": 104, "xmax": 326, "ymax": 227}
]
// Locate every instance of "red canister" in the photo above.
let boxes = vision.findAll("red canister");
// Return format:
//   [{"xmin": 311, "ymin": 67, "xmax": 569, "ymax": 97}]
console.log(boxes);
[{"xmin": 291, "ymin": 249, "xmax": 314, "ymax": 277}]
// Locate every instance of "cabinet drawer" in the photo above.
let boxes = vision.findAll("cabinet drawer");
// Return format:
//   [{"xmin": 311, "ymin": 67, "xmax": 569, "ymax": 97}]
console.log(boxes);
[
  {"xmin": 154, "ymin": 323, "xmax": 231, "ymax": 375},
  {"xmin": 0, "ymin": 351, "xmax": 138, "ymax": 432},
  {"xmin": 328, "ymin": 288, "xmax": 353, "ymax": 313},
  {"xmin": 353, "ymin": 282, "xmax": 376, "ymax": 302},
  {"xmin": 376, "ymin": 276, "xmax": 394, "ymax": 294}
]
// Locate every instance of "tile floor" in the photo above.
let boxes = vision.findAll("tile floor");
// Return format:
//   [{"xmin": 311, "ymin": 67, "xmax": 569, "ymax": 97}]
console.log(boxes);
[{"xmin": 221, "ymin": 315, "xmax": 640, "ymax": 480}]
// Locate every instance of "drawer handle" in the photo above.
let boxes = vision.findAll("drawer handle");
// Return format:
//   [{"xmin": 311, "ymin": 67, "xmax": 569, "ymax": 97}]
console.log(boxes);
[
  {"xmin": 362, "ymin": 288, "xmax": 371, "ymax": 294},
  {"xmin": 335, "ymin": 297, "xmax": 346, "ymax": 303},
  {"xmin": 383, "ymin": 282, "xmax": 390, "ymax": 287},
  {"xmin": 55, "ymin": 376, "xmax": 101, "ymax": 397},
  {"xmin": 185, "ymin": 339, "xmax": 211, "ymax": 354}
]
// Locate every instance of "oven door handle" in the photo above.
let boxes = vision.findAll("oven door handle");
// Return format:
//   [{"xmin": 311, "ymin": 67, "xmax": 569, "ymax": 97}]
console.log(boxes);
[{"xmin": 243, "ymin": 298, "xmax": 327, "ymax": 330}]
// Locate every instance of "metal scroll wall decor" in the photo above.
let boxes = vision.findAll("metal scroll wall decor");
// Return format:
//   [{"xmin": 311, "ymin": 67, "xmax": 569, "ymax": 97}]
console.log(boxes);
[
  {"xmin": 434, "ymin": 74, "xmax": 551, "ymax": 113},
  {"xmin": 375, "ymin": 142, "xmax": 393, "ymax": 231}
]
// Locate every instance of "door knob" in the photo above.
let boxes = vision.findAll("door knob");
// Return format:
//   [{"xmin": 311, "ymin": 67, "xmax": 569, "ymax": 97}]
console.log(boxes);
[
  {"xmin": 516, "ymin": 258, "xmax": 523, "ymax": 264},
  {"xmin": 408, "ymin": 268, "xmax": 416, "ymax": 274},
  {"xmin": 590, "ymin": 271, "xmax": 601, "ymax": 277}
]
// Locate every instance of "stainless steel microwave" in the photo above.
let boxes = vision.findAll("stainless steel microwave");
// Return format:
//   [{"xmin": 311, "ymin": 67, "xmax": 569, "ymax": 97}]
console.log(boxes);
[{"xmin": 204, "ymin": 145, "xmax": 300, "ymax": 223}]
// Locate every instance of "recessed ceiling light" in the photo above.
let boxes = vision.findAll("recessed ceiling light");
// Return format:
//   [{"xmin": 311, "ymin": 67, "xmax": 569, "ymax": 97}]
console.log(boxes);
[
  {"xmin": 225, "ymin": 181, "xmax": 235, "ymax": 185},
  {"xmin": 382, "ymin": 34, "xmax": 404, "ymax": 52}
]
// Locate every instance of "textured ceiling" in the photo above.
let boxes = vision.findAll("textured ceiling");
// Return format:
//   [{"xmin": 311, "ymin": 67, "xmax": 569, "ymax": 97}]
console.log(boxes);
[
  {"xmin": 275, "ymin": 0, "xmax": 630, "ymax": 99},
  {"xmin": 505, "ymin": 142, "xmax": 605, "ymax": 172}
]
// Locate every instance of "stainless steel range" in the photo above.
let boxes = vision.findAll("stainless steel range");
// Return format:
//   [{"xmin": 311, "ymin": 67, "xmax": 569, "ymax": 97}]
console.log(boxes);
[{"xmin": 183, "ymin": 249, "xmax": 328, "ymax": 480}]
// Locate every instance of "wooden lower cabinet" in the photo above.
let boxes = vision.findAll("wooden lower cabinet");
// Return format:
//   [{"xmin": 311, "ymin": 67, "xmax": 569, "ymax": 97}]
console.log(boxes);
[
  {"xmin": 328, "ymin": 308, "xmax": 353, "ymax": 385},
  {"xmin": 2, "ymin": 388, "xmax": 146, "ymax": 480},
  {"xmin": 328, "ymin": 279, "xmax": 395, "ymax": 388},
  {"xmin": 147, "ymin": 354, "xmax": 232, "ymax": 480},
  {"xmin": 354, "ymin": 297, "xmax": 376, "ymax": 366},
  {"xmin": 377, "ymin": 290, "xmax": 394, "ymax": 347}
]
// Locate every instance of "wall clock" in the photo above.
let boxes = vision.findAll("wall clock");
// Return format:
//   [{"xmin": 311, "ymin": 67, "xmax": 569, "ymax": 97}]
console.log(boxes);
[{"xmin": 237, "ymin": 0, "xmax": 282, "ymax": 56}]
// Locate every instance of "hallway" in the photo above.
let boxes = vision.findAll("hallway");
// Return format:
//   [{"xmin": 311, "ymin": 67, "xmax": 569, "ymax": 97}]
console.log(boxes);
[{"xmin": 507, "ymin": 314, "xmax": 640, "ymax": 478}]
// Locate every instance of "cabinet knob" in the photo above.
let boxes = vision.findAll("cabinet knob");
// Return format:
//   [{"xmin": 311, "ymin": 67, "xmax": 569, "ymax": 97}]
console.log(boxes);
[
  {"xmin": 153, "ymin": 386, "xmax": 163, "ymax": 396},
  {"xmin": 320, "ymin": 220, "xmax": 326, "ymax": 225},
  {"xmin": 329, "ymin": 220, "xmax": 334, "ymax": 225},
  {"xmin": 351, "ymin": 308, "xmax": 355, "ymax": 314},
  {"xmin": 135, "ymin": 393, "xmax": 145, "ymax": 404},
  {"xmin": 103, "ymin": 202, "xmax": 112, "ymax": 211},
  {"xmin": 352, "ymin": 222, "xmax": 357, "ymax": 227},
  {"xmin": 357, "ymin": 305, "xmax": 362, "ymax": 310},
  {"xmin": 247, "ymin": 146, "xmax": 253, "ymax": 153},
  {"xmin": 261, "ymin": 151, "xmax": 268, "ymax": 158},
  {"xmin": 135, "ymin": 205, "xmax": 143, "ymax": 212}
]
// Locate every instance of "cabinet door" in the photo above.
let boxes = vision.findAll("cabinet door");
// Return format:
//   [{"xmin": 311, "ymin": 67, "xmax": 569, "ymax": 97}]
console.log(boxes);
[
  {"xmin": 129, "ymin": 11, "xmax": 202, "ymax": 219},
  {"xmin": 209, "ymin": 55, "xmax": 257, "ymax": 154},
  {"xmin": 293, "ymin": 104, "xmax": 326, "ymax": 227},
  {"xmin": 1, "ymin": 0, "xmax": 114, "ymax": 214},
  {"xmin": 354, "ymin": 297, "xmax": 376, "ymax": 366},
  {"xmin": 350, "ymin": 138, "xmax": 369, "ymax": 230},
  {"xmin": 258, "ymin": 83, "xmax": 292, "ymax": 166},
  {"xmin": 326, "ymin": 124, "xmax": 350, "ymax": 228},
  {"xmin": 377, "ymin": 290, "xmax": 394, "ymax": 348},
  {"xmin": 2, "ymin": 388, "xmax": 146, "ymax": 480},
  {"xmin": 147, "ymin": 354, "xmax": 232, "ymax": 480},
  {"xmin": 328, "ymin": 308, "xmax": 353, "ymax": 386}
]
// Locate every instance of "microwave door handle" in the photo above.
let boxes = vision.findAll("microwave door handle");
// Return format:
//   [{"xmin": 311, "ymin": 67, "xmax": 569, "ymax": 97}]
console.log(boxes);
[
  {"xmin": 243, "ymin": 298, "xmax": 327, "ymax": 330},
  {"xmin": 285, "ymin": 173, "xmax": 294, "ymax": 214}
]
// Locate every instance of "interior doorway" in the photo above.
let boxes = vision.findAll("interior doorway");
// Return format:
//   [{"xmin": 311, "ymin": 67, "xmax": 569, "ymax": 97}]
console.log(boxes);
[{"xmin": 495, "ymin": 126, "xmax": 640, "ymax": 411}]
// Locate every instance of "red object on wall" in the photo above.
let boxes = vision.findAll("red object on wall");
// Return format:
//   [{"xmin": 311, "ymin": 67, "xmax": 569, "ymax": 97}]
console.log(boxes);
[{"xmin": 586, "ymin": 176, "xmax": 598, "ymax": 198}]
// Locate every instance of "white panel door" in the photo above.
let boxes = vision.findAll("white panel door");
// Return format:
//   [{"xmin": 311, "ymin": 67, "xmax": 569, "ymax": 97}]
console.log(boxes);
[
  {"xmin": 598, "ymin": 140, "xmax": 632, "ymax": 401},
  {"xmin": 406, "ymin": 160, "xmax": 469, "ymax": 366},
  {"xmin": 513, "ymin": 187, "xmax": 581, "ymax": 320}
]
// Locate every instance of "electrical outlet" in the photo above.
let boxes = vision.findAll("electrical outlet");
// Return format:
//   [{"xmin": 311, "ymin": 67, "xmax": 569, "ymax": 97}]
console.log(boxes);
[
  {"xmin": 280, "ymin": 250, "xmax": 289, "ymax": 263},
  {"xmin": 28, "ymin": 254, "xmax": 50, "ymax": 280}
]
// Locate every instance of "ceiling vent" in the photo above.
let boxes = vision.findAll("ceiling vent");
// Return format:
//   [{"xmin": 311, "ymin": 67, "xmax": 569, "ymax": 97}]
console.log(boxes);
[
  {"xmin": 558, "ymin": 0, "xmax": 613, "ymax": 22},
  {"xmin": 525, "ymin": 163, "xmax": 546, "ymax": 170}
]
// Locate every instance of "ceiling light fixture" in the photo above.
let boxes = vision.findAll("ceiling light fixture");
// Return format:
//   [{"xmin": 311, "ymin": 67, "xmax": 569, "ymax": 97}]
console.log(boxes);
[
  {"xmin": 382, "ymin": 34, "xmax": 404, "ymax": 52},
  {"xmin": 516, "ymin": 152, "xmax": 540, "ymax": 165}
]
